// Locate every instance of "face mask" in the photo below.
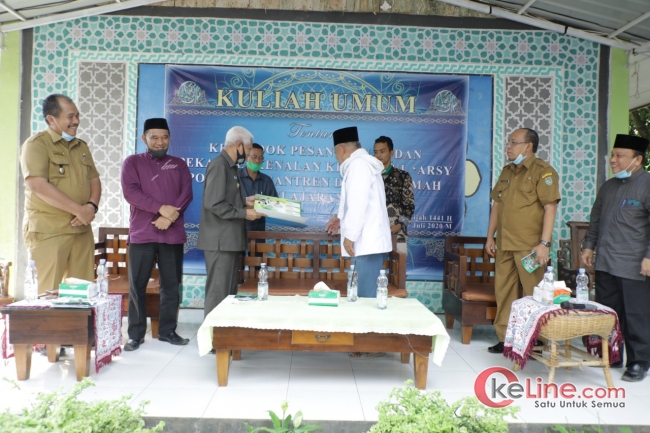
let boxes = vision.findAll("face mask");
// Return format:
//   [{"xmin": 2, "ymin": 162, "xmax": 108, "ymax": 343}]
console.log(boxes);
[
  {"xmin": 147, "ymin": 147, "xmax": 168, "ymax": 159},
  {"xmin": 512, "ymin": 150, "xmax": 527, "ymax": 165},
  {"xmin": 51, "ymin": 118, "xmax": 75, "ymax": 142},
  {"xmin": 247, "ymin": 160, "xmax": 263, "ymax": 172},
  {"xmin": 614, "ymin": 160, "xmax": 636, "ymax": 179},
  {"xmin": 236, "ymin": 145, "xmax": 246, "ymax": 165},
  {"xmin": 382, "ymin": 164, "xmax": 393, "ymax": 175}
]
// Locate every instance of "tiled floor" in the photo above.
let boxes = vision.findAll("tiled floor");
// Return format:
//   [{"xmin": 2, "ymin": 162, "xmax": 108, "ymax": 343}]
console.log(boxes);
[{"xmin": 1, "ymin": 309, "xmax": 648, "ymax": 429}]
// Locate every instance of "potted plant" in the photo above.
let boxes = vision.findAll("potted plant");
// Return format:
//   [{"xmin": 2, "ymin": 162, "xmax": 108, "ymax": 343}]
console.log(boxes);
[
  {"xmin": 244, "ymin": 401, "xmax": 322, "ymax": 433},
  {"xmin": 0, "ymin": 377, "xmax": 164, "ymax": 432},
  {"xmin": 367, "ymin": 380, "xmax": 518, "ymax": 433}
]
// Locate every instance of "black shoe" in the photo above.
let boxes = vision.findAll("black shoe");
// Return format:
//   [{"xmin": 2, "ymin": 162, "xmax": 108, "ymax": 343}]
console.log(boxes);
[
  {"xmin": 621, "ymin": 362, "xmax": 649, "ymax": 382},
  {"xmin": 124, "ymin": 338, "xmax": 145, "ymax": 351},
  {"xmin": 488, "ymin": 342, "xmax": 504, "ymax": 354},
  {"xmin": 209, "ymin": 349, "xmax": 216, "ymax": 355},
  {"xmin": 39, "ymin": 346, "xmax": 65, "ymax": 356},
  {"xmin": 610, "ymin": 360, "xmax": 624, "ymax": 369},
  {"xmin": 158, "ymin": 331, "xmax": 189, "ymax": 346}
]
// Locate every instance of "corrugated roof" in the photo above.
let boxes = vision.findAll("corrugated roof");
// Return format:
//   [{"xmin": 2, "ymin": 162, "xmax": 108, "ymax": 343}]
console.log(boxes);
[
  {"xmin": 1, "ymin": 0, "xmax": 649, "ymax": 107},
  {"xmin": 477, "ymin": 0, "xmax": 650, "ymax": 51}
]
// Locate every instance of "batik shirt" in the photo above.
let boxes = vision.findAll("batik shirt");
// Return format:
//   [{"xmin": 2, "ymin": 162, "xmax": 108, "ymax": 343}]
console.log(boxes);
[{"xmin": 382, "ymin": 165, "xmax": 415, "ymax": 243}]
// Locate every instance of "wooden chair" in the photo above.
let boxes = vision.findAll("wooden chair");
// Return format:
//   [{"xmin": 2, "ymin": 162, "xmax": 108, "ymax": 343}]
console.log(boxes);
[
  {"xmin": 442, "ymin": 236, "xmax": 496, "ymax": 344},
  {"xmin": 239, "ymin": 232, "xmax": 407, "ymax": 298},
  {"xmin": 0, "ymin": 259, "xmax": 13, "ymax": 305},
  {"xmin": 557, "ymin": 221, "xmax": 596, "ymax": 296},
  {"xmin": 94, "ymin": 227, "xmax": 164, "ymax": 337}
]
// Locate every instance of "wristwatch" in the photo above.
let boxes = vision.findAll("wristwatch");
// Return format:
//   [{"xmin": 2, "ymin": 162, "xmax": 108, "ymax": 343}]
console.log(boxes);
[
  {"xmin": 86, "ymin": 201, "xmax": 99, "ymax": 214},
  {"xmin": 540, "ymin": 240, "xmax": 551, "ymax": 248}
]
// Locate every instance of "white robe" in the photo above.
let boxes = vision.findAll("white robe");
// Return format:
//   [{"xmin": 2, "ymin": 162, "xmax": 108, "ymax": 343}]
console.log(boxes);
[{"xmin": 338, "ymin": 148, "xmax": 392, "ymax": 257}]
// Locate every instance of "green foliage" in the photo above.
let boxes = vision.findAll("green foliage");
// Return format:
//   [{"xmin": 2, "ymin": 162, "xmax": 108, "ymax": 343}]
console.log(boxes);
[
  {"xmin": 244, "ymin": 401, "xmax": 322, "ymax": 433},
  {"xmin": 0, "ymin": 377, "xmax": 164, "ymax": 433},
  {"xmin": 548, "ymin": 426, "xmax": 634, "ymax": 433},
  {"xmin": 629, "ymin": 107, "xmax": 650, "ymax": 171},
  {"xmin": 368, "ymin": 380, "xmax": 519, "ymax": 433}
]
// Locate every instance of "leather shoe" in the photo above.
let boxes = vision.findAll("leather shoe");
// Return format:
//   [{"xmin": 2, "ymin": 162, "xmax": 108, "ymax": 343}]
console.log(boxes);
[
  {"xmin": 158, "ymin": 331, "xmax": 189, "ymax": 346},
  {"xmin": 488, "ymin": 342, "xmax": 504, "ymax": 354},
  {"xmin": 622, "ymin": 362, "xmax": 649, "ymax": 382},
  {"xmin": 38, "ymin": 346, "xmax": 65, "ymax": 356},
  {"xmin": 124, "ymin": 338, "xmax": 144, "ymax": 351}
]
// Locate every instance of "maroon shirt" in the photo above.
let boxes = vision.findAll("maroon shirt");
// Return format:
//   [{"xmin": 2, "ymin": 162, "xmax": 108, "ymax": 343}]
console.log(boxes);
[{"xmin": 121, "ymin": 152, "xmax": 193, "ymax": 244}]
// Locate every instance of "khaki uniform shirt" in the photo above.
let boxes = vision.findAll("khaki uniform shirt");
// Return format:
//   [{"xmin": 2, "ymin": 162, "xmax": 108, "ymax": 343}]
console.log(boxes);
[
  {"xmin": 20, "ymin": 128, "xmax": 100, "ymax": 234},
  {"xmin": 490, "ymin": 155, "xmax": 560, "ymax": 251}
]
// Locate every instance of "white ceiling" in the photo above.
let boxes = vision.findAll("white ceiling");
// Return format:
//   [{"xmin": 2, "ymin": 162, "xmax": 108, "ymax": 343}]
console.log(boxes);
[{"xmin": 1, "ymin": 0, "xmax": 649, "ymax": 109}]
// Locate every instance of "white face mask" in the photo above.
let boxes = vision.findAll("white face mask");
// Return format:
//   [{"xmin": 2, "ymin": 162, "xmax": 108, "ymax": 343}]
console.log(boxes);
[
  {"xmin": 512, "ymin": 150, "xmax": 527, "ymax": 165},
  {"xmin": 614, "ymin": 160, "xmax": 636, "ymax": 179},
  {"xmin": 51, "ymin": 118, "xmax": 75, "ymax": 141}
]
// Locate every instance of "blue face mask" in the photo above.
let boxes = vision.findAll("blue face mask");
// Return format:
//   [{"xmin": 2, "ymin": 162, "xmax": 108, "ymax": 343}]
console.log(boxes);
[
  {"xmin": 614, "ymin": 160, "xmax": 635, "ymax": 179},
  {"xmin": 512, "ymin": 150, "xmax": 527, "ymax": 165},
  {"xmin": 52, "ymin": 118, "xmax": 75, "ymax": 142}
]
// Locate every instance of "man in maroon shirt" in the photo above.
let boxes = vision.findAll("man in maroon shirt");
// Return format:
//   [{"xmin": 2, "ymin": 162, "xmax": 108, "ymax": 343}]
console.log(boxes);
[{"xmin": 121, "ymin": 118, "xmax": 193, "ymax": 351}]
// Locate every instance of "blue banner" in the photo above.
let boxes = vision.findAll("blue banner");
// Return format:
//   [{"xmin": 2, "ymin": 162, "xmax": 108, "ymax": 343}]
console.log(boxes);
[{"xmin": 163, "ymin": 65, "xmax": 468, "ymax": 278}]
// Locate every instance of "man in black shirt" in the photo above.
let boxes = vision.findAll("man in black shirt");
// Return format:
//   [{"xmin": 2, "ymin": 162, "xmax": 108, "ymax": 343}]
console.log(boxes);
[
  {"xmin": 239, "ymin": 143, "xmax": 278, "ymax": 231},
  {"xmin": 582, "ymin": 134, "xmax": 650, "ymax": 382}
]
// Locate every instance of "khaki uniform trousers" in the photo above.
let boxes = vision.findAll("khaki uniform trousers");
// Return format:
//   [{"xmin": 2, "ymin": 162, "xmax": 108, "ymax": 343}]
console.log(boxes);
[
  {"xmin": 24, "ymin": 230, "xmax": 95, "ymax": 294},
  {"xmin": 494, "ymin": 249, "xmax": 546, "ymax": 341}
]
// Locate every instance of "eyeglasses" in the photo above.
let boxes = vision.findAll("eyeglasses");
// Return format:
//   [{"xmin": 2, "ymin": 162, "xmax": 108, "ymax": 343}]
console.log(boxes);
[{"xmin": 504, "ymin": 141, "xmax": 529, "ymax": 148}]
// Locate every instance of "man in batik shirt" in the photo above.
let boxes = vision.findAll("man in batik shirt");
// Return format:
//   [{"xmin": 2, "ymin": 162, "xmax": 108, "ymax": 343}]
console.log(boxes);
[{"xmin": 373, "ymin": 136, "xmax": 415, "ymax": 253}]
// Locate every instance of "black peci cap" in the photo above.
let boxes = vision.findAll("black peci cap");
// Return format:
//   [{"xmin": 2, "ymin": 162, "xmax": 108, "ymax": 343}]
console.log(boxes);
[
  {"xmin": 332, "ymin": 126, "xmax": 359, "ymax": 147},
  {"xmin": 143, "ymin": 118, "xmax": 170, "ymax": 133},
  {"xmin": 613, "ymin": 134, "xmax": 649, "ymax": 154}
]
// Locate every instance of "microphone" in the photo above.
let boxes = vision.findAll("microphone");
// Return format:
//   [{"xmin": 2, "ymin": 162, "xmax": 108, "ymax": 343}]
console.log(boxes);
[{"xmin": 560, "ymin": 301, "xmax": 598, "ymax": 310}]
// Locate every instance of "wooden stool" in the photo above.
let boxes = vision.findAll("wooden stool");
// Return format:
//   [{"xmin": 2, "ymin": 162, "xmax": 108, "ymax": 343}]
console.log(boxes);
[{"xmin": 519, "ymin": 311, "xmax": 616, "ymax": 388}]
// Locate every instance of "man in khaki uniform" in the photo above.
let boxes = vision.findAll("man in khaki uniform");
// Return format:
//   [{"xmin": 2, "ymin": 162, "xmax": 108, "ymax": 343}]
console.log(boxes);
[
  {"xmin": 485, "ymin": 128, "xmax": 560, "ymax": 353},
  {"xmin": 20, "ymin": 94, "xmax": 102, "ymax": 294}
]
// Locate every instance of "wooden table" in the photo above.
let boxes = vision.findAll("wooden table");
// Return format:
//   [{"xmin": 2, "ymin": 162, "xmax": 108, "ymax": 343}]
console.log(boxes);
[
  {"xmin": 1, "ymin": 307, "xmax": 94, "ymax": 381},
  {"xmin": 238, "ymin": 278, "xmax": 408, "ymax": 298},
  {"xmin": 214, "ymin": 327, "xmax": 433, "ymax": 389},
  {"xmin": 199, "ymin": 296, "xmax": 449, "ymax": 390}
]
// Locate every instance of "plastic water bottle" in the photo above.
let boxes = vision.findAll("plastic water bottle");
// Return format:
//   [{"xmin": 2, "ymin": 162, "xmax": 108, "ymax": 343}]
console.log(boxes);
[
  {"xmin": 575, "ymin": 268, "xmax": 589, "ymax": 302},
  {"xmin": 24, "ymin": 260, "xmax": 38, "ymax": 302},
  {"xmin": 542, "ymin": 266, "xmax": 554, "ymax": 305},
  {"xmin": 258, "ymin": 263, "xmax": 268, "ymax": 301},
  {"xmin": 347, "ymin": 264, "xmax": 358, "ymax": 302},
  {"xmin": 97, "ymin": 259, "xmax": 108, "ymax": 298},
  {"xmin": 376, "ymin": 269, "xmax": 388, "ymax": 310}
]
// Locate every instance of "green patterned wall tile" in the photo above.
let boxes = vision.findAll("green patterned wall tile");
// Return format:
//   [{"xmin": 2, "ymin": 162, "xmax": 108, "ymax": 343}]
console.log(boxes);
[
  {"xmin": 181, "ymin": 275, "xmax": 206, "ymax": 308},
  {"xmin": 30, "ymin": 16, "xmax": 601, "ymax": 304}
]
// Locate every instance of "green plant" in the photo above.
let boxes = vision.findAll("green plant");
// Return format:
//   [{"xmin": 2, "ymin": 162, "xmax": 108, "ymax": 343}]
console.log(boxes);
[
  {"xmin": 0, "ymin": 377, "xmax": 164, "ymax": 432},
  {"xmin": 244, "ymin": 400, "xmax": 322, "ymax": 433},
  {"xmin": 548, "ymin": 426, "xmax": 634, "ymax": 433},
  {"xmin": 368, "ymin": 380, "xmax": 519, "ymax": 433}
]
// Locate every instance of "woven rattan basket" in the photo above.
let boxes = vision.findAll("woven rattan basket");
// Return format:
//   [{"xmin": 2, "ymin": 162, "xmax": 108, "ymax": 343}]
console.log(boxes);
[
  {"xmin": 539, "ymin": 311, "xmax": 615, "ymax": 340},
  {"xmin": 525, "ymin": 310, "xmax": 617, "ymax": 388}
]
